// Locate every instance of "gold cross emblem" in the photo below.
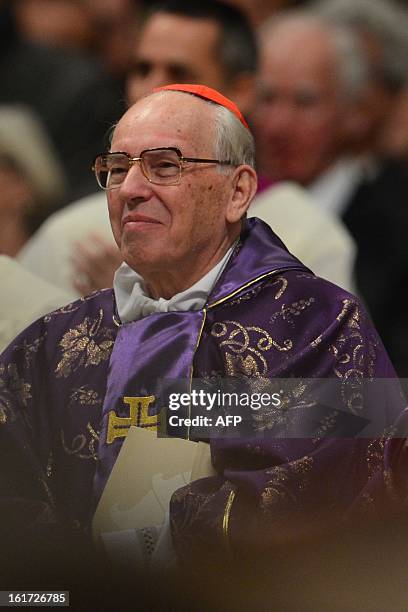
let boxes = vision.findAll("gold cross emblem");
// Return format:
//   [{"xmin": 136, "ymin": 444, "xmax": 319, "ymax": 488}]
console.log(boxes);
[{"xmin": 106, "ymin": 396, "xmax": 158, "ymax": 444}]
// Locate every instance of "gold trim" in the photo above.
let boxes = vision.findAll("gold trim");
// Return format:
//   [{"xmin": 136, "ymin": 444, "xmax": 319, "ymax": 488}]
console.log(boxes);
[
  {"xmin": 222, "ymin": 489, "xmax": 236, "ymax": 555},
  {"xmin": 185, "ymin": 267, "xmax": 300, "ymax": 438},
  {"xmin": 186, "ymin": 308, "xmax": 207, "ymax": 440},
  {"xmin": 207, "ymin": 269, "xmax": 292, "ymax": 310},
  {"xmin": 112, "ymin": 314, "xmax": 121, "ymax": 327}
]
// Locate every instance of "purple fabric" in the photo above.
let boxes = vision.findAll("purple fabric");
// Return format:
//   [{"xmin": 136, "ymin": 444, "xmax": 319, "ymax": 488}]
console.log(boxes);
[
  {"xmin": 0, "ymin": 218, "xmax": 403, "ymax": 555},
  {"xmin": 95, "ymin": 311, "xmax": 205, "ymax": 502},
  {"xmin": 209, "ymin": 219, "xmax": 307, "ymax": 304}
]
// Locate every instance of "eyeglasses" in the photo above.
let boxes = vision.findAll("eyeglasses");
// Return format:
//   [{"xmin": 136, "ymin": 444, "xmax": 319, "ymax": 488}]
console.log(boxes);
[{"xmin": 92, "ymin": 147, "xmax": 234, "ymax": 189}]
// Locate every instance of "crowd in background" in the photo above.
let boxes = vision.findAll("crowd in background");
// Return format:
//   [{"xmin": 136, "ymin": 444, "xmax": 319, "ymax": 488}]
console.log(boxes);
[{"xmin": 2, "ymin": 0, "xmax": 408, "ymax": 376}]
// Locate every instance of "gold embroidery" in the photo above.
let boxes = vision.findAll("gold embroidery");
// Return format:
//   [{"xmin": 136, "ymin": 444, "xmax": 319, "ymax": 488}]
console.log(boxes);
[
  {"xmin": 272, "ymin": 276, "xmax": 288, "ymax": 300},
  {"xmin": 261, "ymin": 456, "xmax": 314, "ymax": 511},
  {"xmin": 269, "ymin": 298, "xmax": 315, "ymax": 326},
  {"xmin": 227, "ymin": 287, "xmax": 261, "ymax": 308},
  {"xmin": 336, "ymin": 299, "xmax": 353, "ymax": 323},
  {"xmin": 296, "ymin": 273, "xmax": 317, "ymax": 280},
  {"xmin": 311, "ymin": 334, "xmax": 323, "ymax": 348},
  {"xmin": 12, "ymin": 335, "xmax": 47, "ymax": 367},
  {"xmin": 222, "ymin": 489, "xmax": 236, "ymax": 555},
  {"xmin": 224, "ymin": 277, "xmax": 284, "ymax": 309},
  {"xmin": 107, "ymin": 395, "xmax": 158, "ymax": 443},
  {"xmin": 366, "ymin": 438, "xmax": 388, "ymax": 478},
  {"xmin": 61, "ymin": 421, "xmax": 100, "ymax": 460},
  {"xmin": 46, "ymin": 452, "xmax": 53, "ymax": 478},
  {"xmin": 55, "ymin": 309, "xmax": 115, "ymax": 378},
  {"xmin": 70, "ymin": 385, "xmax": 101, "ymax": 406},
  {"xmin": 226, "ymin": 352, "xmax": 260, "ymax": 376},
  {"xmin": 211, "ymin": 320, "xmax": 292, "ymax": 377},
  {"xmin": 251, "ymin": 379, "xmax": 313, "ymax": 433},
  {"xmin": 43, "ymin": 302, "xmax": 82, "ymax": 322},
  {"xmin": 313, "ymin": 411, "xmax": 340, "ymax": 438},
  {"xmin": 207, "ymin": 269, "xmax": 295, "ymax": 310},
  {"xmin": 0, "ymin": 363, "xmax": 32, "ymax": 426},
  {"xmin": 328, "ymin": 299, "xmax": 382, "ymax": 413},
  {"xmin": 44, "ymin": 291, "xmax": 107, "ymax": 322}
]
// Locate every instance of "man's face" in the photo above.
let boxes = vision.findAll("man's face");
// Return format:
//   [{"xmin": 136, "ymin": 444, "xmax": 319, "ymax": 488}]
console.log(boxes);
[
  {"xmin": 254, "ymin": 24, "xmax": 351, "ymax": 185},
  {"xmin": 126, "ymin": 13, "xmax": 226, "ymax": 104},
  {"xmin": 108, "ymin": 93, "xmax": 233, "ymax": 283}
]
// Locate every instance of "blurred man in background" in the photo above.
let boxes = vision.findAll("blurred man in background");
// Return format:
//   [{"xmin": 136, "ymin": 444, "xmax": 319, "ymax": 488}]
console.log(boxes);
[
  {"xmin": 313, "ymin": 0, "xmax": 408, "ymax": 164},
  {"xmin": 1, "ymin": 0, "xmax": 124, "ymax": 202},
  {"xmin": 255, "ymin": 9, "xmax": 408, "ymax": 374}
]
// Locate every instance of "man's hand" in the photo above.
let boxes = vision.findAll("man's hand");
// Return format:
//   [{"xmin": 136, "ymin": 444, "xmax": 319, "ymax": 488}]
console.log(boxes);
[{"xmin": 70, "ymin": 234, "xmax": 122, "ymax": 295}]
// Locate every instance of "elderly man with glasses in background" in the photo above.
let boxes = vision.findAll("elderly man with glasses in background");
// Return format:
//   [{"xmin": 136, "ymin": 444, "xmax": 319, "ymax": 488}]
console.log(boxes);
[{"xmin": 0, "ymin": 85, "xmax": 402, "ymax": 579}]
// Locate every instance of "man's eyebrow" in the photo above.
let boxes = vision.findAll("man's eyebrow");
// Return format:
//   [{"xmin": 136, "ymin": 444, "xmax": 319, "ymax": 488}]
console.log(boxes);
[
  {"xmin": 129, "ymin": 59, "xmax": 151, "ymax": 74},
  {"xmin": 129, "ymin": 58, "xmax": 192, "ymax": 73}
]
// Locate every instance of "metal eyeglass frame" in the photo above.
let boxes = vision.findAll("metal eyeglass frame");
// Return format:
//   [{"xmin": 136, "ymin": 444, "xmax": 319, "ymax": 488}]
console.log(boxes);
[{"xmin": 92, "ymin": 146, "xmax": 234, "ymax": 189}]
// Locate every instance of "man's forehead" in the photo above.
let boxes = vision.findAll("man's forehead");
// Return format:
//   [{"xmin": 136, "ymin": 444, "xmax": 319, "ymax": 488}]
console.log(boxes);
[
  {"xmin": 138, "ymin": 12, "xmax": 221, "ymax": 56},
  {"xmin": 133, "ymin": 12, "xmax": 223, "ymax": 74},
  {"xmin": 112, "ymin": 91, "xmax": 214, "ymax": 143},
  {"xmin": 262, "ymin": 20, "xmax": 337, "ymax": 68}
]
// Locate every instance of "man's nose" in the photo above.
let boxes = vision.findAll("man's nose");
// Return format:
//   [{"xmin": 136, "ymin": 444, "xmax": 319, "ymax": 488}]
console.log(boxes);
[
  {"xmin": 145, "ymin": 66, "xmax": 174, "ymax": 90},
  {"xmin": 118, "ymin": 162, "xmax": 151, "ymax": 201},
  {"xmin": 262, "ymin": 101, "xmax": 296, "ymax": 136}
]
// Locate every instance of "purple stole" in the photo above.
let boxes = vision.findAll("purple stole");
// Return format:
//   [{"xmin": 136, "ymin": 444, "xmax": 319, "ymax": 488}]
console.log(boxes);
[{"xmin": 94, "ymin": 311, "xmax": 205, "ymax": 502}]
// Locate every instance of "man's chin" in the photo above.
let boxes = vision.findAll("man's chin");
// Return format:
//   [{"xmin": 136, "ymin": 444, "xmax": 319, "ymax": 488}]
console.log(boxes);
[{"xmin": 122, "ymin": 249, "xmax": 169, "ymax": 277}]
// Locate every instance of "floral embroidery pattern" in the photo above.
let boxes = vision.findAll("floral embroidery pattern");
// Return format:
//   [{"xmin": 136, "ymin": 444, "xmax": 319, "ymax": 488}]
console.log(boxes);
[
  {"xmin": 55, "ymin": 309, "xmax": 115, "ymax": 378},
  {"xmin": 61, "ymin": 422, "xmax": 100, "ymax": 461},
  {"xmin": 211, "ymin": 320, "xmax": 292, "ymax": 377},
  {"xmin": 0, "ymin": 363, "xmax": 32, "ymax": 426},
  {"xmin": 69, "ymin": 385, "xmax": 102, "ymax": 407},
  {"xmin": 261, "ymin": 456, "xmax": 314, "ymax": 511},
  {"xmin": 44, "ymin": 291, "xmax": 107, "ymax": 323},
  {"xmin": 13, "ymin": 335, "xmax": 47, "ymax": 368},
  {"xmin": 269, "ymin": 297, "xmax": 315, "ymax": 327},
  {"xmin": 331, "ymin": 300, "xmax": 374, "ymax": 413}
]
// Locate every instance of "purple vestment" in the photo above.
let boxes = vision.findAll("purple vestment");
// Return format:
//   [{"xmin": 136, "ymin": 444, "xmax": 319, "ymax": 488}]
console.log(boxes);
[{"xmin": 0, "ymin": 219, "xmax": 402, "ymax": 557}]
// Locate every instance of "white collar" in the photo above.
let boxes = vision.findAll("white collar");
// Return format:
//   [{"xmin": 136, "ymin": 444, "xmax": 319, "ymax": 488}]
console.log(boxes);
[{"xmin": 113, "ymin": 247, "xmax": 233, "ymax": 323}]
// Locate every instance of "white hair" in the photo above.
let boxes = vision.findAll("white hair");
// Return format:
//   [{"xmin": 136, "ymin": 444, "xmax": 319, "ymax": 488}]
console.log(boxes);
[
  {"xmin": 259, "ymin": 12, "xmax": 371, "ymax": 101},
  {"xmin": 312, "ymin": 0, "xmax": 408, "ymax": 91},
  {"xmin": 212, "ymin": 104, "xmax": 255, "ymax": 170},
  {"xmin": 145, "ymin": 90, "xmax": 255, "ymax": 169}
]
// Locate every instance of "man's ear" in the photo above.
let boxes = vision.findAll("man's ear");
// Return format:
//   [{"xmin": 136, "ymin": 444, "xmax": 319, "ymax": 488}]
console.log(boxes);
[{"xmin": 226, "ymin": 165, "xmax": 258, "ymax": 223}]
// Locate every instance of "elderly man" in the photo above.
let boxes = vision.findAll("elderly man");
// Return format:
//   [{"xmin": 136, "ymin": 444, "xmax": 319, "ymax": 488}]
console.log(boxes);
[
  {"xmin": 254, "ymin": 10, "xmax": 408, "ymax": 375},
  {"xmin": 18, "ymin": 0, "xmax": 355, "ymax": 300},
  {"xmin": 0, "ymin": 85, "xmax": 401, "ymax": 566}
]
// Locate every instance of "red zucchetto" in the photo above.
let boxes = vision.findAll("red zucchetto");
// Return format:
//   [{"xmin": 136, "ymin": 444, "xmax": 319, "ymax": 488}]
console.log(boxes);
[{"xmin": 153, "ymin": 83, "xmax": 249, "ymax": 129}]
